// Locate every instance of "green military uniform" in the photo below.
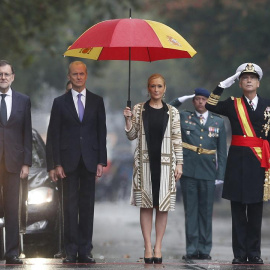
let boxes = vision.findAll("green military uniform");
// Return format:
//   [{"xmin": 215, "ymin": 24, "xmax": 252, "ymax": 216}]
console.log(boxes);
[{"xmin": 170, "ymin": 96, "xmax": 227, "ymax": 258}]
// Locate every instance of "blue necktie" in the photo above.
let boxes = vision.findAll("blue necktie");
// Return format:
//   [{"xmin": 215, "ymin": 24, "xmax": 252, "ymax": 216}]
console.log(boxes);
[
  {"xmin": 77, "ymin": 93, "xmax": 84, "ymax": 122},
  {"xmin": 0, "ymin": 94, "xmax": 7, "ymax": 125}
]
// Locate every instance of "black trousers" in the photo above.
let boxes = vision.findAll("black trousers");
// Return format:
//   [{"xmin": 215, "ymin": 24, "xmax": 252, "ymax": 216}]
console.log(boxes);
[
  {"xmin": 62, "ymin": 158, "xmax": 96, "ymax": 257},
  {"xmin": 231, "ymin": 201, "xmax": 263, "ymax": 259},
  {"xmin": 0, "ymin": 157, "xmax": 20, "ymax": 257}
]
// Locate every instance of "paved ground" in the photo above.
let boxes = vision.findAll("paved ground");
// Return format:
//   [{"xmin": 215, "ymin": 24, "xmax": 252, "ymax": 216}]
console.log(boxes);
[{"xmin": 1, "ymin": 200, "xmax": 270, "ymax": 269}]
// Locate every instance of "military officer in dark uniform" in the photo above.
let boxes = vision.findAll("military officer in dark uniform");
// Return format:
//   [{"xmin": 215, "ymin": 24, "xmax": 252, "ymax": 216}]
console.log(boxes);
[
  {"xmin": 205, "ymin": 63, "xmax": 270, "ymax": 265},
  {"xmin": 170, "ymin": 88, "xmax": 227, "ymax": 260}
]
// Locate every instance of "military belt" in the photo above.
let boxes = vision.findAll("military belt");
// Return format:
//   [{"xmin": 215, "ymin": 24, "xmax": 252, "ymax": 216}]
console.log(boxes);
[{"xmin": 182, "ymin": 142, "xmax": 216, "ymax": 155}]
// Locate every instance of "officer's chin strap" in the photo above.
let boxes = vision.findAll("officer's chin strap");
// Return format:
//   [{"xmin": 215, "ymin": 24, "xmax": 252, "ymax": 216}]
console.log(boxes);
[{"xmin": 263, "ymin": 169, "xmax": 270, "ymax": 201}]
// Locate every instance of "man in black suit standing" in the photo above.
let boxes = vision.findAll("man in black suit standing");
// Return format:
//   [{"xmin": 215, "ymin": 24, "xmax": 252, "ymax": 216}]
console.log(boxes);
[
  {"xmin": 48, "ymin": 61, "xmax": 107, "ymax": 264},
  {"xmin": 0, "ymin": 60, "xmax": 32, "ymax": 264}
]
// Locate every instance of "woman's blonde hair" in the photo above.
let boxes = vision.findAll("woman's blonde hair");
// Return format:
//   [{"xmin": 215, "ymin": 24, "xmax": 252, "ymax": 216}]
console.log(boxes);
[{"xmin": 147, "ymin": 73, "xmax": 166, "ymax": 87}]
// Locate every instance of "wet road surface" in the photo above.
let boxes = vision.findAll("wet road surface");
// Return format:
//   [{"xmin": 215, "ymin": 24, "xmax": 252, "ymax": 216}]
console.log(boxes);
[{"xmin": 1, "ymin": 200, "xmax": 270, "ymax": 269}]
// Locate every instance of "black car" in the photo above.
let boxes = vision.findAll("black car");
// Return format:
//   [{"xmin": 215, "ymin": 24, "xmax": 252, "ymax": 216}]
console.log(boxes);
[{"xmin": 0, "ymin": 129, "xmax": 60, "ymax": 258}]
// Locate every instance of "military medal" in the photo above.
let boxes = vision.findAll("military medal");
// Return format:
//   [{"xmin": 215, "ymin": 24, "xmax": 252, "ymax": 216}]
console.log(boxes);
[{"xmin": 208, "ymin": 127, "xmax": 219, "ymax": 137}]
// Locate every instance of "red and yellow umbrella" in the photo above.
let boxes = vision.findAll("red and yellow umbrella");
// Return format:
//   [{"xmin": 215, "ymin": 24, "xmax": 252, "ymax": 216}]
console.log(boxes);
[{"xmin": 64, "ymin": 18, "xmax": 197, "ymax": 106}]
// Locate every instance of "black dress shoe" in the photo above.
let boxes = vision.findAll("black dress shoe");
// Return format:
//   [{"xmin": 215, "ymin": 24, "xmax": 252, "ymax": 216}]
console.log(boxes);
[
  {"xmin": 232, "ymin": 257, "xmax": 247, "ymax": 264},
  {"xmin": 62, "ymin": 255, "xmax": 77, "ymax": 263},
  {"xmin": 5, "ymin": 256, "xmax": 23, "ymax": 264},
  {"xmin": 198, "ymin": 254, "xmax": 212, "ymax": 260},
  {"xmin": 77, "ymin": 255, "xmax": 96, "ymax": 263},
  {"xmin": 182, "ymin": 254, "xmax": 198, "ymax": 260},
  {"xmin": 248, "ymin": 256, "xmax": 264, "ymax": 264}
]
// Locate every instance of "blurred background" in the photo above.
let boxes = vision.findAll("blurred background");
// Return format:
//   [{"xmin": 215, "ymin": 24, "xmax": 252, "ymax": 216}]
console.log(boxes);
[{"xmin": 1, "ymin": 0, "xmax": 270, "ymax": 259}]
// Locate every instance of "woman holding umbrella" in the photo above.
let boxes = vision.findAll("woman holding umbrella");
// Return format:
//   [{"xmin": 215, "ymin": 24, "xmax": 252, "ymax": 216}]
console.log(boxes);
[{"xmin": 124, "ymin": 73, "xmax": 183, "ymax": 264}]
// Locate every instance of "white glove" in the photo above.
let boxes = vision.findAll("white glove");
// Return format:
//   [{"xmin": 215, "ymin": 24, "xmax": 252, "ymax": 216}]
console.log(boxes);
[
  {"xmin": 178, "ymin": 94, "xmax": 195, "ymax": 103},
  {"xmin": 218, "ymin": 72, "xmax": 241, "ymax": 89}
]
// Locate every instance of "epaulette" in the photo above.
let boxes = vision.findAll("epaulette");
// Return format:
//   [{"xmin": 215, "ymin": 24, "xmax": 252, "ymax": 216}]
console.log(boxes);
[
  {"xmin": 231, "ymin": 96, "xmax": 235, "ymax": 100},
  {"xmin": 210, "ymin": 112, "xmax": 223, "ymax": 119}
]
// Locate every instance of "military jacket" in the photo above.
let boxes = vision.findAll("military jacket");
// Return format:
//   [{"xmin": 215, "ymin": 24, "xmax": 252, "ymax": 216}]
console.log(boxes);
[
  {"xmin": 206, "ymin": 86, "xmax": 270, "ymax": 203},
  {"xmin": 170, "ymin": 98, "xmax": 227, "ymax": 181}
]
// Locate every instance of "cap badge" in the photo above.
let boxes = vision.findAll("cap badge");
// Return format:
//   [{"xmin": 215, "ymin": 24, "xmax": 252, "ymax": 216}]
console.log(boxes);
[{"xmin": 244, "ymin": 63, "xmax": 256, "ymax": 73}]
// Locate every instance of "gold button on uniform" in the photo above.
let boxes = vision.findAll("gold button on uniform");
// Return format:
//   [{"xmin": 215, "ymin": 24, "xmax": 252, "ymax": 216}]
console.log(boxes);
[
  {"xmin": 201, "ymin": 129, "xmax": 204, "ymax": 132},
  {"xmin": 199, "ymin": 144, "xmax": 202, "ymax": 147},
  {"xmin": 200, "ymin": 136, "xmax": 203, "ymax": 139}
]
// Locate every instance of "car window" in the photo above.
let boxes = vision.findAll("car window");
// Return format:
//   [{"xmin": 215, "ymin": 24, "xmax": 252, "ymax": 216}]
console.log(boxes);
[{"xmin": 32, "ymin": 130, "xmax": 46, "ymax": 168}]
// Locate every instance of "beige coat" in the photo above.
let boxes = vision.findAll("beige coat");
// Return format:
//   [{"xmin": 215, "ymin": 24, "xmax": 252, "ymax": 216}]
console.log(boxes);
[{"xmin": 126, "ymin": 102, "xmax": 183, "ymax": 211}]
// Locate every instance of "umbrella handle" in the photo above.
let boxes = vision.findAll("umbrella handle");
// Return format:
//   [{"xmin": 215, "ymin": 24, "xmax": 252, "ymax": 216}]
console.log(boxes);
[{"xmin": 127, "ymin": 100, "xmax": 131, "ymax": 109}]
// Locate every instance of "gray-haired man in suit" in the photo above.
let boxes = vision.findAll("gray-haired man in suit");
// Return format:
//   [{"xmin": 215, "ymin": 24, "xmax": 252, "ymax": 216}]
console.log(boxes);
[{"xmin": 48, "ymin": 61, "xmax": 107, "ymax": 264}]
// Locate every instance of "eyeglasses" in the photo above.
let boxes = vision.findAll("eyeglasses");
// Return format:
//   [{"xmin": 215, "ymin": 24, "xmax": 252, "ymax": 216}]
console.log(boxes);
[{"xmin": 0, "ymin": 73, "xmax": 13, "ymax": 78}]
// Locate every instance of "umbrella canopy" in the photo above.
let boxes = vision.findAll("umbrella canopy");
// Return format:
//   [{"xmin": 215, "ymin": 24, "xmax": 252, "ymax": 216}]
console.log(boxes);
[
  {"xmin": 64, "ymin": 18, "xmax": 196, "ymax": 61},
  {"xmin": 64, "ymin": 18, "xmax": 197, "ymax": 107}
]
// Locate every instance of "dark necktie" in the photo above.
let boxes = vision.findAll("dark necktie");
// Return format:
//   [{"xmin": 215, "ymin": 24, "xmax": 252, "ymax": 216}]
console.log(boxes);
[
  {"xmin": 0, "ymin": 94, "xmax": 7, "ymax": 125},
  {"xmin": 249, "ymin": 100, "xmax": 254, "ymax": 111},
  {"xmin": 77, "ymin": 93, "xmax": 84, "ymax": 122}
]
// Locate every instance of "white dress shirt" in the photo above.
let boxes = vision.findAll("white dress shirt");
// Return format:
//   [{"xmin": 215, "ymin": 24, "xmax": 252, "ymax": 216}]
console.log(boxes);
[
  {"xmin": 245, "ymin": 94, "xmax": 258, "ymax": 110},
  {"xmin": 195, "ymin": 110, "xmax": 208, "ymax": 125},
  {"xmin": 0, "ymin": 88, "xmax": 12, "ymax": 121},
  {"xmin": 71, "ymin": 88, "xmax": 86, "ymax": 116}
]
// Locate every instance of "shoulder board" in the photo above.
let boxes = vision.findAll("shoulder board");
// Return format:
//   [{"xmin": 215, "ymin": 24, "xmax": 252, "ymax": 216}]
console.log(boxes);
[{"xmin": 210, "ymin": 112, "xmax": 223, "ymax": 119}]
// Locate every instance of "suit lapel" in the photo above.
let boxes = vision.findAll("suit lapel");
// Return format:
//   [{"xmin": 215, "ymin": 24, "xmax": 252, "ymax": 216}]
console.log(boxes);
[
  {"xmin": 5, "ymin": 90, "xmax": 19, "ymax": 125},
  {"xmin": 205, "ymin": 112, "xmax": 214, "ymax": 127},
  {"xmin": 193, "ymin": 111, "xmax": 201, "ymax": 126},
  {"xmin": 65, "ymin": 90, "xmax": 80, "ymax": 122},
  {"xmin": 83, "ymin": 90, "xmax": 93, "ymax": 123}
]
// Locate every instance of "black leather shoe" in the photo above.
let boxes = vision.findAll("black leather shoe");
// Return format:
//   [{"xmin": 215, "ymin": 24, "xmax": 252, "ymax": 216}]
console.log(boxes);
[
  {"xmin": 78, "ymin": 255, "xmax": 96, "ymax": 264},
  {"xmin": 62, "ymin": 255, "xmax": 77, "ymax": 263},
  {"xmin": 144, "ymin": 257, "xmax": 154, "ymax": 264},
  {"xmin": 5, "ymin": 256, "xmax": 23, "ymax": 264},
  {"xmin": 232, "ymin": 257, "xmax": 247, "ymax": 264},
  {"xmin": 248, "ymin": 256, "xmax": 264, "ymax": 264},
  {"xmin": 198, "ymin": 254, "xmax": 212, "ymax": 260},
  {"xmin": 153, "ymin": 257, "xmax": 162, "ymax": 264},
  {"xmin": 182, "ymin": 254, "xmax": 198, "ymax": 260}
]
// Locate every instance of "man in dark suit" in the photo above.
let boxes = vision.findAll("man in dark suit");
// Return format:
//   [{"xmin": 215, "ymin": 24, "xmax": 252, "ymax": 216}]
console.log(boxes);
[
  {"xmin": 0, "ymin": 60, "xmax": 32, "ymax": 264},
  {"xmin": 170, "ymin": 88, "xmax": 227, "ymax": 261},
  {"xmin": 206, "ymin": 63, "xmax": 269, "ymax": 264},
  {"xmin": 48, "ymin": 61, "xmax": 107, "ymax": 264}
]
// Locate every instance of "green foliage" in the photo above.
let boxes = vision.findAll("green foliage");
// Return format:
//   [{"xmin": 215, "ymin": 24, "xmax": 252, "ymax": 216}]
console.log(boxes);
[
  {"xmin": 145, "ymin": 0, "xmax": 270, "ymax": 99},
  {"xmin": 1, "ymin": 0, "xmax": 270, "ymax": 111},
  {"xmin": 0, "ymin": 0, "xmax": 141, "ymax": 105}
]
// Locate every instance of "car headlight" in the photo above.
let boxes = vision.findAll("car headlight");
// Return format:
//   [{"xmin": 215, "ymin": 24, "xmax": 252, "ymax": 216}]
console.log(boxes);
[{"xmin": 28, "ymin": 187, "xmax": 54, "ymax": 205}]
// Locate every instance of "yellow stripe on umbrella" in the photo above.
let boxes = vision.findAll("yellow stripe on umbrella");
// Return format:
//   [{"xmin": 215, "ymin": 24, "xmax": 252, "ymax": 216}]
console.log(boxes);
[{"xmin": 145, "ymin": 20, "xmax": 197, "ymax": 57}]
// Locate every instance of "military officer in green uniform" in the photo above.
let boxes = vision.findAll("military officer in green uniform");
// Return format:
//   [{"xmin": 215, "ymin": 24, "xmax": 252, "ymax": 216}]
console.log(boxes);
[{"xmin": 170, "ymin": 88, "xmax": 227, "ymax": 260}]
